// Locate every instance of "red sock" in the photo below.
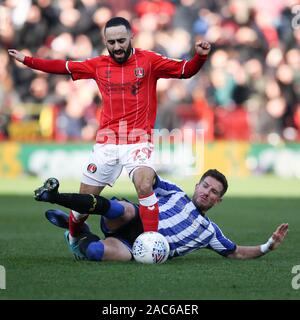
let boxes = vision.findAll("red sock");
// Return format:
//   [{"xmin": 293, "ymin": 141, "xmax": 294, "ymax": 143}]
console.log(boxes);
[
  {"xmin": 69, "ymin": 211, "xmax": 88, "ymax": 237},
  {"xmin": 139, "ymin": 203, "xmax": 159, "ymax": 232},
  {"xmin": 139, "ymin": 193, "xmax": 159, "ymax": 232}
]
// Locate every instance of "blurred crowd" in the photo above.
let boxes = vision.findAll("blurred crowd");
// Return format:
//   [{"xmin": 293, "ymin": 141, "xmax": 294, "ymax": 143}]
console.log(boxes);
[{"xmin": 0, "ymin": 0, "xmax": 300, "ymax": 143}]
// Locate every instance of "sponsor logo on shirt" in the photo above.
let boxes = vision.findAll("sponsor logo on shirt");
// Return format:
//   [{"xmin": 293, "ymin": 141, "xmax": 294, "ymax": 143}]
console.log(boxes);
[{"xmin": 104, "ymin": 81, "xmax": 140, "ymax": 96}]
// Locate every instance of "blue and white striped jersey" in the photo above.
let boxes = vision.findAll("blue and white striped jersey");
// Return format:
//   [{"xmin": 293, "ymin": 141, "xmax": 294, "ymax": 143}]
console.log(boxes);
[{"xmin": 154, "ymin": 176, "xmax": 236, "ymax": 258}]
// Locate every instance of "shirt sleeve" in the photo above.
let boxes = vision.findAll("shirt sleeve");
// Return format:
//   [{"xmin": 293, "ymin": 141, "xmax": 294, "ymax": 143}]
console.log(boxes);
[
  {"xmin": 66, "ymin": 58, "xmax": 97, "ymax": 80},
  {"xmin": 207, "ymin": 222, "xmax": 237, "ymax": 256},
  {"xmin": 149, "ymin": 51, "xmax": 208, "ymax": 79},
  {"xmin": 149, "ymin": 51, "xmax": 186, "ymax": 79},
  {"xmin": 24, "ymin": 57, "xmax": 68, "ymax": 74},
  {"xmin": 181, "ymin": 54, "xmax": 208, "ymax": 78}
]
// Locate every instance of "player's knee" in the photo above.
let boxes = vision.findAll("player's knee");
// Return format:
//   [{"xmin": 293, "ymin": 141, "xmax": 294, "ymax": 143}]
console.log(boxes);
[
  {"xmin": 104, "ymin": 200, "xmax": 124, "ymax": 219},
  {"xmin": 122, "ymin": 201, "xmax": 137, "ymax": 220},
  {"xmin": 135, "ymin": 181, "xmax": 153, "ymax": 196},
  {"xmin": 86, "ymin": 241, "xmax": 105, "ymax": 261},
  {"xmin": 79, "ymin": 234, "xmax": 104, "ymax": 261}
]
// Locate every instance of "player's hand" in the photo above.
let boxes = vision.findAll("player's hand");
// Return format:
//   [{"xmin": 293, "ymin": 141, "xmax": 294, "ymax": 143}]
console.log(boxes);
[
  {"xmin": 195, "ymin": 41, "xmax": 211, "ymax": 56},
  {"xmin": 270, "ymin": 223, "xmax": 289, "ymax": 250},
  {"xmin": 8, "ymin": 49, "xmax": 25, "ymax": 63}
]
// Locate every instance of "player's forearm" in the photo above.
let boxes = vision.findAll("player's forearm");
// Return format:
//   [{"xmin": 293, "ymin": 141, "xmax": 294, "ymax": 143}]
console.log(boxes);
[
  {"xmin": 182, "ymin": 54, "xmax": 208, "ymax": 78},
  {"xmin": 227, "ymin": 245, "xmax": 265, "ymax": 260},
  {"xmin": 24, "ymin": 56, "xmax": 68, "ymax": 74}
]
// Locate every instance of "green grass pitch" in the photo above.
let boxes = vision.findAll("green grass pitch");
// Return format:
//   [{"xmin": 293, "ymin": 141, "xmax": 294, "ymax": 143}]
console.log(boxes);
[{"xmin": 0, "ymin": 175, "xmax": 300, "ymax": 300}]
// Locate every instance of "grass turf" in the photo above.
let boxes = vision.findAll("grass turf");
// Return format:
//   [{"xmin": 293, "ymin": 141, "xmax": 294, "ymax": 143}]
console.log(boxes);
[{"xmin": 0, "ymin": 176, "xmax": 299, "ymax": 300}]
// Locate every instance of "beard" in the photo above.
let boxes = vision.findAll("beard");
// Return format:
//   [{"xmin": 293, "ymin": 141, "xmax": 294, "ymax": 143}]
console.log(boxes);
[
  {"xmin": 192, "ymin": 195, "xmax": 212, "ymax": 214},
  {"xmin": 108, "ymin": 43, "xmax": 132, "ymax": 64}
]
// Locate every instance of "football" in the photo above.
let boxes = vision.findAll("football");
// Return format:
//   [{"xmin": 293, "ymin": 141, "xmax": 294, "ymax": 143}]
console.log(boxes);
[{"xmin": 132, "ymin": 232, "xmax": 170, "ymax": 264}]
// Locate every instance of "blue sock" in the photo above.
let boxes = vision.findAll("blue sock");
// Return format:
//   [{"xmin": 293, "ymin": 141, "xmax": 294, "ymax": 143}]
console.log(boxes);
[
  {"xmin": 86, "ymin": 241, "xmax": 104, "ymax": 261},
  {"xmin": 104, "ymin": 200, "xmax": 124, "ymax": 219}
]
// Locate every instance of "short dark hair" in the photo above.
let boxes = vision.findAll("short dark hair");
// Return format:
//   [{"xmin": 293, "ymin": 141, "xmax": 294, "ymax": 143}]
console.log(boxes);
[
  {"xmin": 104, "ymin": 17, "xmax": 132, "ymax": 33},
  {"xmin": 200, "ymin": 169, "xmax": 228, "ymax": 197}
]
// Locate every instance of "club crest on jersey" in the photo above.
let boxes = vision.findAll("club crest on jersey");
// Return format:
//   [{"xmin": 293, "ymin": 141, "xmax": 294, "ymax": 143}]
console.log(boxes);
[
  {"xmin": 134, "ymin": 67, "xmax": 144, "ymax": 78},
  {"xmin": 87, "ymin": 163, "xmax": 97, "ymax": 173}
]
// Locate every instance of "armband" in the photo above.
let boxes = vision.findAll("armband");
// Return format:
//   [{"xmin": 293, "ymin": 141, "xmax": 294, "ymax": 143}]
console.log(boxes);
[{"xmin": 260, "ymin": 237, "xmax": 274, "ymax": 254}]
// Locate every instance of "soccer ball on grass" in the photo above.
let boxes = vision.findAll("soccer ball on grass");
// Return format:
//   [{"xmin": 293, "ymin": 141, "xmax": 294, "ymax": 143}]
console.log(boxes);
[{"xmin": 132, "ymin": 231, "xmax": 170, "ymax": 264}]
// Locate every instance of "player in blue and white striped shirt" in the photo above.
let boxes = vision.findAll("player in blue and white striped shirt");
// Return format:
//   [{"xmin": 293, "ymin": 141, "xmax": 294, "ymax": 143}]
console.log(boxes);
[{"xmin": 35, "ymin": 169, "xmax": 288, "ymax": 261}]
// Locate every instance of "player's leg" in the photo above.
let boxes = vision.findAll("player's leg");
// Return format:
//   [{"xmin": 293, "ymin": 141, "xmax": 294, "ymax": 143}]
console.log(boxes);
[
  {"xmin": 101, "ymin": 205, "xmax": 143, "ymax": 246},
  {"xmin": 101, "ymin": 200, "xmax": 137, "ymax": 231},
  {"xmin": 79, "ymin": 236, "xmax": 132, "ymax": 262},
  {"xmin": 79, "ymin": 211, "xmax": 144, "ymax": 262},
  {"xmin": 132, "ymin": 167, "xmax": 159, "ymax": 232},
  {"xmin": 102, "ymin": 238, "xmax": 132, "ymax": 261},
  {"xmin": 57, "ymin": 203, "xmax": 142, "ymax": 261},
  {"xmin": 35, "ymin": 178, "xmax": 120, "ymax": 217},
  {"xmin": 68, "ymin": 183, "xmax": 104, "ymax": 245},
  {"xmin": 34, "ymin": 178, "xmax": 96, "ymax": 239},
  {"xmin": 35, "ymin": 180, "xmax": 136, "ymax": 230},
  {"xmin": 122, "ymin": 142, "xmax": 159, "ymax": 232},
  {"xmin": 43, "ymin": 201, "xmax": 136, "ymax": 260},
  {"xmin": 70, "ymin": 143, "xmax": 123, "ymax": 244}
]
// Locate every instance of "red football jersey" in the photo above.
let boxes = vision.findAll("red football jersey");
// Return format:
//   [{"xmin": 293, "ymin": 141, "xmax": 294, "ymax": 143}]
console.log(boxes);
[{"xmin": 67, "ymin": 49, "xmax": 192, "ymax": 144}]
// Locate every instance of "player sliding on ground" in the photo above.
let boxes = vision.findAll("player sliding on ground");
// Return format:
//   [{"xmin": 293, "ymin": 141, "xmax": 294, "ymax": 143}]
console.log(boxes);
[{"xmin": 34, "ymin": 169, "xmax": 288, "ymax": 262}]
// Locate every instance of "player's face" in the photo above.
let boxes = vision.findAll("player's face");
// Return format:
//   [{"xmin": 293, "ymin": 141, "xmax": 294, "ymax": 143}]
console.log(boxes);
[
  {"xmin": 192, "ymin": 176, "xmax": 223, "ymax": 213},
  {"xmin": 105, "ymin": 25, "xmax": 133, "ymax": 64}
]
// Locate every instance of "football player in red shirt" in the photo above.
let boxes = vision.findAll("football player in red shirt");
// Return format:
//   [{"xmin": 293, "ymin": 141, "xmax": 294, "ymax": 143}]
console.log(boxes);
[{"xmin": 8, "ymin": 17, "xmax": 211, "ymax": 257}]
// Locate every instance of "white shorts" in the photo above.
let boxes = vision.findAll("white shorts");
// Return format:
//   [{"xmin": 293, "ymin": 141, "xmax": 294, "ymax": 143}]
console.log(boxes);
[{"xmin": 81, "ymin": 142, "xmax": 155, "ymax": 187}]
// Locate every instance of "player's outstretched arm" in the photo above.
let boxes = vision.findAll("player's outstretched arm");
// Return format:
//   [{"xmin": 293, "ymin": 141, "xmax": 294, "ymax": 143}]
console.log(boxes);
[
  {"xmin": 227, "ymin": 223, "xmax": 289, "ymax": 260},
  {"xmin": 8, "ymin": 49, "xmax": 68, "ymax": 74},
  {"xmin": 8, "ymin": 49, "xmax": 25, "ymax": 63}
]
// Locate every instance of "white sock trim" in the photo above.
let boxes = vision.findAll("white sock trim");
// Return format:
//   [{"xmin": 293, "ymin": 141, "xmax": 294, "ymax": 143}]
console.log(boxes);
[
  {"xmin": 139, "ymin": 193, "xmax": 158, "ymax": 207},
  {"xmin": 71, "ymin": 210, "xmax": 88, "ymax": 222}
]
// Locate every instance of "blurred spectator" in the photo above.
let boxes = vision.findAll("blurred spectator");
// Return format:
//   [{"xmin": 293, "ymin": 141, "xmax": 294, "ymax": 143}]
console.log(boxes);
[
  {"xmin": 14, "ymin": 4, "xmax": 48, "ymax": 51},
  {"xmin": 172, "ymin": 0, "xmax": 200, "ymax": 33},
  {"xmin": 2, "ymin": 0, "xmax": 300, "ymax": 142}
]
